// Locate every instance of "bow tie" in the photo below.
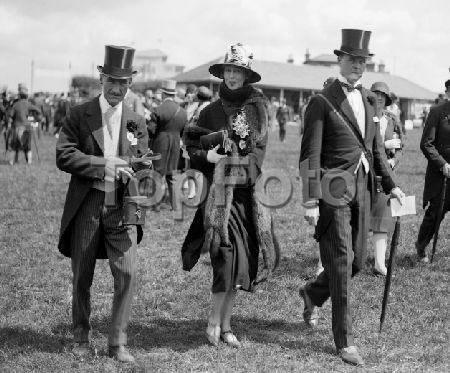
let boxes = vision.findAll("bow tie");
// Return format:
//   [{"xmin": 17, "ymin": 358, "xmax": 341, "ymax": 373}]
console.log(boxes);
[{"xmin": 340, "ymin": 82, "xmax": 362, "ymax": 92}]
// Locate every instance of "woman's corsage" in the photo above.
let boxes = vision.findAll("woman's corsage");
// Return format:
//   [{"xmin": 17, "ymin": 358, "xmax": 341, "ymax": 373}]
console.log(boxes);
[
  {"xmin": 126, "ymin": 120, "xmax": 138, "ymax": 146},
  {"xmin": 231, "ymin": 110, "xmax": 251, "ymax": 154}
]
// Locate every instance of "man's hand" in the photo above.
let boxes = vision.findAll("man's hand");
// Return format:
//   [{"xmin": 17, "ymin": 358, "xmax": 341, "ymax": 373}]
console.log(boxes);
[
  {"xmin": 206, "ymin": 144, "xmax": 227, "ymax": 164},
  {"xmin": 390, "ymin": 187, "xmax": 405, "ymax": 205},
  {"xmin": 304, "ymin": 205, "xmax": 320, "ymax": 226},
  {"xmin": 442, "ymin": 163, "xmax": 450, "ymax": 178},
  {"xmin": 105, "ymin": 157, "xmax": 134, "ymax": 183},
  {"xmin": 384, "ymin": 139, "xmax": 401, "ymax": 150}
]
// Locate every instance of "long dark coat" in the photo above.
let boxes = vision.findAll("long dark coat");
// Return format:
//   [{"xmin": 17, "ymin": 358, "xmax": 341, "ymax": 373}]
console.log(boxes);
[
  {"xmin": 420, "ymin": 101, "xmax": 450, "ymax": 208},
  {"xmin": 56, "ymin": 97, "xmax": 148, "ymax": 259},
  {"xmin": 149, "ymin": 99, "xmax": 187, "ymax": 176}
]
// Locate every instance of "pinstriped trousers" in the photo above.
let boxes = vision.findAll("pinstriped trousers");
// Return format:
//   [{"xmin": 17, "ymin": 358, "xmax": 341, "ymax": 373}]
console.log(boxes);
[
  {"xmin": 71, "ymin": 188, "xmax": 137, "ymax": 347},
  {"xmin": 306, "ymin": 168, "xmax": 370, "ymax": 349}
]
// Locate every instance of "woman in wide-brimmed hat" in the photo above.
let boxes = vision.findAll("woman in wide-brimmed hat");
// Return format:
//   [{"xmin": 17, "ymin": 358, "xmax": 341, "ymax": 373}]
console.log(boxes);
[
  {"xmin": 181, "ymin": 43, "xmax": 278, "ymax": 348},
  {"xmin": 370, "ymin": 81, "xmax": 403, "ymax": 276}
]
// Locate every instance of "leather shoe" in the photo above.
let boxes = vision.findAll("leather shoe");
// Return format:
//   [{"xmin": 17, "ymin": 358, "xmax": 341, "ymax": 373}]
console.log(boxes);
[
  {"xmin": 108, "ymin": 345, "xmax": 135, "ymax": 363},
  {"xmin": 299, "ymin": 287, "xmax": 319, "ymax": 327},
  {"xmin": 373, "ymin": 267, "xmax": 387, "ymax": 276},
  {"xmin": 72, "ymin": 342, "xmax": 91, "ymax": 358},
  {"xmin": 338, "ymin": 346, "xmax": 364, "ymax": 366}
]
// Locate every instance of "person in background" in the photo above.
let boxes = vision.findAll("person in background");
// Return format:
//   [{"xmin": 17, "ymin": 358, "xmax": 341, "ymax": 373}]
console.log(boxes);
[
  {"xmin": 276, "ymin": 98, "xmax": 293, "ymax": 142},
  {"xmin": 6, "ymin": 83, "xmax": 41, "ymax": 165},
  {"xmin": 184, "ymin": 84, "xmax": 199, "ymax": 122},
  {"xmin": 370, "ymin": 81, "xmax": 403, "ymax": 276},
  {"xmin": 124, "ymin": 86, "xmax": 145, "ymax": 117},
  {"xmin": 53, "ymin": 92, "xmax": 70, "ymax": 138},
  {"xmin": 387, "ymin": 92, "xmax": 403, "ymax": 134},
  {"xmin": 148, "ymin": 79, "xmax": 187, "ymax": 210},
  {"xmin": 415, "ymin": 88, "xmax": 450, "ymax": 263},
  {"xmin": 267, "ymin": 96, "xmax": 279, "ymax": 131},
  {"xmin": 444, "ymin": 80, "xmax": 450, "ymax": 101}
]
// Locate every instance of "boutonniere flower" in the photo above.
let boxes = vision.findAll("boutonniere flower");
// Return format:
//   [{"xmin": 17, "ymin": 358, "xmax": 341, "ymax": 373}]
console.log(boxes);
[
  {"xmin": 373, "ymin": 116, "xmax": 380, "ymax": 123},
  {"xmin": 126, "ymin": 120, "xmax": 138, "ymax": 146}
]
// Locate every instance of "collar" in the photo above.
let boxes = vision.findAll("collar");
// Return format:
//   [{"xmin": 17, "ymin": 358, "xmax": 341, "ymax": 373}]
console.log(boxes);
[
  {"xmin": 337, "ymin": 74, "xmax": 362, "ymax": 89},
  {"xmin": 99, "ymin": 93, "xmax": 123, "ymax": 115}
]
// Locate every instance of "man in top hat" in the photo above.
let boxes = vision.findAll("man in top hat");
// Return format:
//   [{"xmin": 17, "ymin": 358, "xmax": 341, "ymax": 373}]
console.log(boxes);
[
  {"xmin": 299, "ymin": 29, "xmax": 405, "ymax": 366},
  {"xmin": 415, "ymin": 81, "xmax": 450, "ymax": 262},
  {"xmin": 56, "ymin": 45, "xmax": 148, "ymax": 363},
  {"xmin": 148, "ymin": 79, "xmax": 187, "ymax": 209}
]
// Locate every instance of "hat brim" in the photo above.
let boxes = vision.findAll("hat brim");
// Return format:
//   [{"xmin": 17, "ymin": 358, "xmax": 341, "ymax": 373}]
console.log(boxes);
[
  {"xmin": 209, "ymin": 63, "xmax": 261, "ymax": 84},
  {"xmin": 333, "ymin": 49, "xmax": 374, "ymax": 58},
  {"xmin": 97, "ymin": 66, "xmax": 137, "ymax": 79},
  {"xmin": 160, "ymin": 88, "xmax": 177, "ymax": 95},
  {"xmin": 372, "ymin": 90, "xmax": 392, "ymax": 106}
]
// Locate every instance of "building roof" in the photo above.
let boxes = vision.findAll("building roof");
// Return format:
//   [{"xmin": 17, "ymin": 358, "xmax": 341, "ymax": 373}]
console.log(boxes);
[
  {"xmin": 306, "ymin": 54, "xmax": 337, "ymax": 63},
  {"xmin": 175, "ymin": 57, "xmax": 436, "ymax": 101},
  {"xmin": 135, "ymin": 49, "xmax": 167, "ymax": 58}
]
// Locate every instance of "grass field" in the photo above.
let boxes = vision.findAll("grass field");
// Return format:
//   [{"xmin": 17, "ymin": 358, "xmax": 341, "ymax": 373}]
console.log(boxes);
[{"xmin": 0, "ymin": 126, "xmax": 449, "ymax": 372}]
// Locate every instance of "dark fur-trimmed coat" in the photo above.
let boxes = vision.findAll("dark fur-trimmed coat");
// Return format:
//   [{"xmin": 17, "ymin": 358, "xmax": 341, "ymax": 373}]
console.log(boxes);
[{"xmin": 182, "ymin": 90, "xmax": 280, "ymax": 284}]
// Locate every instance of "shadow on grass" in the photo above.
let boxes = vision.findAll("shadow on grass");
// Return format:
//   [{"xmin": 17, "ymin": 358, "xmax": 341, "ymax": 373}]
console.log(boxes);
[
  {"xmin": 89, "ymin": 316, "xmax": 331, "ymax": 354},
  {"xmin": 276, "ymin": 256, "xmax": 319, "ymax": 280},
  {"xmin": 0, "ymin": 326, "xmax": 69, "ymax": 354}
]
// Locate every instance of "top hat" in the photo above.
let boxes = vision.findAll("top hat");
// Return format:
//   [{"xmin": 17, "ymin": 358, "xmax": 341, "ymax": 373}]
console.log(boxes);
[
  {"xmin": 97, "ymin": 45, "xmax": 137, "ymax": 79},
  {"xmin": 160, "ymin": 79, "xmax": 177, "ymax": 95},
  {"xmin": 370, "ymin": 81, "xmax": 392, "ymax": 106},
  {"xmin": 18, "ymin": 83, "xmax": 28, "ymax": 95},
  {"xmin": 334, "ymin": 29, "xmax": 374, "ymax": 58},
  {"xmin": 209, "ymin": 43, "xmax": 261, "ymax": 84},
  {"xmin": 197, "ymin": 86, "xmax": 212, "ymax": 100}
]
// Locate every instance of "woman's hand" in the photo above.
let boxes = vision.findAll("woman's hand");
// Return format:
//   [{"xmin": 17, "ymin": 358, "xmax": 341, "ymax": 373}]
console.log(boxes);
[{"xmin": 206, "ymin": 144, "xmax": 227, "ymax": 164}]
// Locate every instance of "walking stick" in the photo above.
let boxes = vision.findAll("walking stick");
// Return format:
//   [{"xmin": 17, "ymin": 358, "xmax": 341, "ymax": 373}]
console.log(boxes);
[
  {"xmin": 379, "ymin": 216, "xmax": 401, "ymax": 333},
  {"xmin": 430, "ymin": 177, "xmax": 447, "ymax": 263}
]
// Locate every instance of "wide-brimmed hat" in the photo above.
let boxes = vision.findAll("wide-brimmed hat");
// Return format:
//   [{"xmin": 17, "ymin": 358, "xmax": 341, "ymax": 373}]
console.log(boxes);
[
  {"xmin": 209, "ymin": 43, "xmax": 261, "ymax": 84},
  {"xmin": 370, "ymin": 81, "xmax": 392, "ymax": 106},
  {"xmin": 160, "ymin": 79, "xmax": 177, "ymax": 95},
  {"xmin": 97, "ymin": 45, "xmax": 137, "ymax": 79},
  {"xmin": 334, "ymin": 29, "xmax": 374, "ymax": 58},
  {"xmin": 197, "ymin": 86, "xmax": 212, "ymax": 100}
]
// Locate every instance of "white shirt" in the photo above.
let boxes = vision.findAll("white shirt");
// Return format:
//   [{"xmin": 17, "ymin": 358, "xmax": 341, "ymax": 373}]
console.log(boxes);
[
  {"xmin": 99, "ymin": 93, "xmax": 122, "ymax": 158},
  {"xmin": 337, "ymin": 75, "xmax": 365, "ymax": 138},
  {"xmin": 338, "ymin": 75, "xmax": 369, "ymax": 174}
]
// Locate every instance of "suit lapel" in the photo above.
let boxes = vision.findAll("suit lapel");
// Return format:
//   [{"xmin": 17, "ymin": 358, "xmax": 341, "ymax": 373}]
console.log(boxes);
[
  {"xmin": 328, "ymin": 81, "xmax": 364, "ymax": 141},
  {"xmin": 86, "ymin": 97, "xmax": 104, "ymax": 154},
  {"xmin": 361, "ymin": 89, "xmax": 375, "ymax": 146}
]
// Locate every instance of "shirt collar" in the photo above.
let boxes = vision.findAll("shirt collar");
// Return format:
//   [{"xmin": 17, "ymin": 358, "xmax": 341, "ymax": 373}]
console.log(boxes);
[
  {"xmin": 99, "ymin": 93, "xmax": 123, "ymax": 115},
  {"xmin": 337, "ymin": 74, "xmax": 362, "ymax": 88}
]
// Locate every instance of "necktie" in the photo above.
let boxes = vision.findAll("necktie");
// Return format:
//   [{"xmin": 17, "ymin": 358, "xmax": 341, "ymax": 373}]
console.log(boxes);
[
  {"xmin": 105, "ymin": 107, "xmax": 116, "ymax": 138},
  {"xmin": 340, "ymin": 82, "xmax": 362, "ymax": 92}
]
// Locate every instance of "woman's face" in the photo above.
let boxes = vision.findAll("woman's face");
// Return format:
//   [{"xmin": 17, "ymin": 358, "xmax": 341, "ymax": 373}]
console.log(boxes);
[
  {"xmin": 223, "ymin": 65, "xmax": 246, "ymax": 90},
  {"xmin": 375, "ymin": 91, "xmax": 387, "ymax": 108}
]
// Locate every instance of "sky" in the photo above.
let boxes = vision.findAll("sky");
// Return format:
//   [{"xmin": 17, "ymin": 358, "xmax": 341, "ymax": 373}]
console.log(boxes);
[{"xmin": 0, "ymin": 0, "xmax": 448, "ymax": 94}]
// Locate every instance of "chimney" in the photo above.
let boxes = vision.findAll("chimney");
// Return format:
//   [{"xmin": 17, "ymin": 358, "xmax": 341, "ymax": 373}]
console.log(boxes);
[
  {"xmin": 305, "ymin": 48, "xmax": 310, "ymax": 62},
  {"xmin": 287, "ymin": 54, "xmax": 294, "ymax": 64},
  {"xmin": 378, "ymin": 61, "xmax": 386, "ymax": 73}
]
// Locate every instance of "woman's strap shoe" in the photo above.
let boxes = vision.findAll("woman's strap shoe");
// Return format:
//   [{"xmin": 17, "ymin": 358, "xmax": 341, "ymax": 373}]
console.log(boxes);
[{"xmin": 220, "ymin": 330, "xmax": 241, "ymax": 348}]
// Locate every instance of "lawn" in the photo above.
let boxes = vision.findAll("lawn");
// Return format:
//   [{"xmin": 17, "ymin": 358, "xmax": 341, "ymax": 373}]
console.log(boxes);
[{"xmin": 0, "ymin": 125, "xmax": 448, "ymax": 372}]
